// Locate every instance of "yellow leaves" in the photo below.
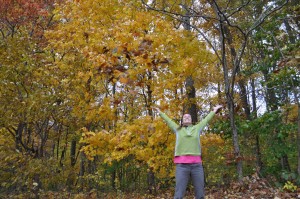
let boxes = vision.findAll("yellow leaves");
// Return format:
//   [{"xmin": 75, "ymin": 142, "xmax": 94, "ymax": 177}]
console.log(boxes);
[
  {"xmin": 119, "ymin": 76, "xmax": 130, "ymax": 84},
  {"xmin": 80, "ymin": 128, "xmax": 113, "ymax": 160},
  {"xmin": 201, "ymin": 133, "xmax": 226, "ymax": 164},
  {"xmin": 81, "ymin": 128, "xmax": 95, "ymax": 138},
  {"xmin": 202, "ymin": 133, "xmax": 225, "ymax": 147},
  {"xmin": 47, "ymin": 0, "xmax": 215, "ymax": 93},
  {"xmin": 136, "ymin": 148, "xmax": 153, "ymax": 161},
  {"xmin": 282, "ymin": 104, "xmax": 298, "ymax": 123},
  {"xmin": 45, "ymin": 0, "xmax": 218, "ymax": 180},
  {"xmin": 91, "ymin": 54, "xmax": 108, "ymax": 68},
  {"xmin": 79, "ymin": 115, "xmax": 176, "ymax": 178},
  {"xmin": 97, "ymin": 97, "xmax": 116, "ymax": 121},
  {"xmin": 181, "ymin": 57, "xmax": 196, "ymax": 75}
]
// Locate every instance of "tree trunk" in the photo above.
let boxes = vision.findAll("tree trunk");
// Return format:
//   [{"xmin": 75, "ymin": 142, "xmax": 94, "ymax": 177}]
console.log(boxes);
[
  {"xmin": 186, "ymin": 76, "xmax": 198, "ymax": 123},
  {"xmin": 79, "ymin": 151, "xmax": 85, "ymax": 177},
  {"xmin": 144, "ymin": 70, "xmax": 156, "ymax": 193},
  {"xmin": 281, "ymin": 154, "xmax": 291, "ymax": 172},
  {"xmin": 297, "ymin": 103, "xmax": 300, "ymax": 175},
  {"xmin": 251, "ymin": 79, "xmax": 258, "ymax": 118},
  {"xmin": 283, "ymin": 19, "xmax": 296, "ymax": 44},
  {"xmin": 213, "ymin": 3, "xmax": 243, "ymax": 181},
  {"xmin": 251, "ymin": 78, "xmax": 263, "ymax": 172},
  {"xmin": 147, "ymin": 169, "xmax": 156, "ymax": 194},
  {"xmin": 111, "ymin": 169, "xmax": 116, "ymax": 190},
  {"xmin": 223, "ymin": 24, "xmax": 251, "ymax": 120},
  {"xmin": 227, "ymin": 96, "xmax": 243, "ymax": 181},
  {"xmin": 262, "ymin": 67, "xmax": 278, "ymax": 112},
  {"xmin": 70, "ymin": 140, "xmax": 76, "ymax": 167},
  {"xmin": 16, "ymin": 122, "xmax": 25, "ymax": 152},
  {"xmin": 182, "ymin": 2, "xmax": 198, "ymax": 123},
  {"xmin": 238, "ymin": 80, "xmax": 251, "ymax": 119}
]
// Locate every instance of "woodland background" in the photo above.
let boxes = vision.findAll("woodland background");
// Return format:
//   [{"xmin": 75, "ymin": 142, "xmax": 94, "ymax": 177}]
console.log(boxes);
[{"xmin": 0, "ymin": 0, "xmax": 299, "ymax": 198}]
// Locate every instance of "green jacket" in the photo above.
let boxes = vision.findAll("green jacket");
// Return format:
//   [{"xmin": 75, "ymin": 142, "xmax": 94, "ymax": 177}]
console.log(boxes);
[{"xmin": 159, "ymin": 111, "xmax": 215, "ymax": 156}]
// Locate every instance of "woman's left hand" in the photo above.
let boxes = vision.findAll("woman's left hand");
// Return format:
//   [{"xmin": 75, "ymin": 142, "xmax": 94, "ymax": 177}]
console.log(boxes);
[{"xmin": 213, "ymin": 104, "xmax": 223, "ymax": 113}]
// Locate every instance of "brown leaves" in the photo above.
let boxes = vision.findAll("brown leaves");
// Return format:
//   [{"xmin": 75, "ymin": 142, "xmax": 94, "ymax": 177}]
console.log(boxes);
[
  {"xmin": 33, "ymin": 182, "xmax": 300, "ymax": 199},
  {"xmin": 204, "ymin": 173, "xmax": 300, "ymax": 199}
]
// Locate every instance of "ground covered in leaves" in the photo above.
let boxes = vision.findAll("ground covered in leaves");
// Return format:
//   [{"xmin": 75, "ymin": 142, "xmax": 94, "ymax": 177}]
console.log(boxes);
[{"xmin": 4, "ymin": 174, "xmax": 300, "ymax": 199}]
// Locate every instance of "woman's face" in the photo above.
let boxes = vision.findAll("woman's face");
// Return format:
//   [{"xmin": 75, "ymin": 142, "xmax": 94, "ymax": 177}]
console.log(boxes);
[{"xmin": 182, "ymin": 114, "xmax": 192, "ymax": 126}]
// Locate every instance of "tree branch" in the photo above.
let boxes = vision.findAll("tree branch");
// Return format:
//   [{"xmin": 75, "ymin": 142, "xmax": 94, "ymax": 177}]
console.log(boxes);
[
  {"xmin": 141, "ymin": 0, "xmax": 222, "ymax": 62},
  {"xmin": 247, "ymin": 0, "xmax": 290, "ymax": 36}
]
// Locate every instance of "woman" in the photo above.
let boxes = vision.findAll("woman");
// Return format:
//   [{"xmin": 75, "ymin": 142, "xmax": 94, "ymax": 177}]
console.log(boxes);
[{"xmin": 153, "ymin": 105, "xmax": 222, "ymax": 199}]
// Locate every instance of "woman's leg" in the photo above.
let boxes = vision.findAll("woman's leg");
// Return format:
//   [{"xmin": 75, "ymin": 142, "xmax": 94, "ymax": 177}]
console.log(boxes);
[
  {"xmin": 174, "ymin": 164, "xmax": 190, "ymax": 199},
  {"xmin": 191, "ymin": 163, "xmax": 205, "ymax": 199}
]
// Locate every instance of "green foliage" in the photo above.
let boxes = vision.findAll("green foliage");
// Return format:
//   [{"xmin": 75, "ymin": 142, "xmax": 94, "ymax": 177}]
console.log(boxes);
[
  {"xmin": 211, "ymin": 117, "xmax": 232, "ymax": 139},
  {"xmin": 283, "ymin": 181, "xmax": 297, "ymax": 192},
  {"xmin": 236, "ymin": 110, "xmax": 298, "ymax": 176},
  {"xmin": 0, "ymin": 0, "xmax": 299, "ymax": 197}
]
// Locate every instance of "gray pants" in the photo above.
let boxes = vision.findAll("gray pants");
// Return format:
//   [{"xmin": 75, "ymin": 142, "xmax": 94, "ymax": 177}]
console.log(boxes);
[{"xmin": 174, "ymin": 163, "xmax": 205, "ymax": 199}]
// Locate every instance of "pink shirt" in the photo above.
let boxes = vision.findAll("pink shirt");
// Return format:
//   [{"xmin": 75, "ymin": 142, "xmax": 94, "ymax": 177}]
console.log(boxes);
[{"xmin": 174, "ymin": 155, "xmax": 202, "ymax": 164}]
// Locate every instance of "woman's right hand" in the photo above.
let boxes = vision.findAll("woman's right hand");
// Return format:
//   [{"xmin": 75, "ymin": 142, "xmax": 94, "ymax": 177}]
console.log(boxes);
[{"xmin": 152, "ymin": 107, "xmax": 160, "ymax": 113}]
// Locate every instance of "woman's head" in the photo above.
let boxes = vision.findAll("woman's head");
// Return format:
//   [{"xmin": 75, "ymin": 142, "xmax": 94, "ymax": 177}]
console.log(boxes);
[{"xmin": 182, "ymin": 114, "xmax": 192, "ymax": 126}]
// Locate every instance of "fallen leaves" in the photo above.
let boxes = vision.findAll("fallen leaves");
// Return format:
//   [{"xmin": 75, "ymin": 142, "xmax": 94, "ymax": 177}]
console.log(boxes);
[{"xmin": 204, "ymin": 173, "xmax": 300, "ymax": 199}]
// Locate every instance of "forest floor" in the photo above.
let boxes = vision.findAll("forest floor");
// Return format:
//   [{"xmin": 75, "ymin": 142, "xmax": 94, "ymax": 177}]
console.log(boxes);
[
  {"xmin": 4, "ymin": 187, "xmax": 300, "ymax": 199},
  {"xmin": 4, "ymin": 174, "xmax": 300, "ymax": 199}
]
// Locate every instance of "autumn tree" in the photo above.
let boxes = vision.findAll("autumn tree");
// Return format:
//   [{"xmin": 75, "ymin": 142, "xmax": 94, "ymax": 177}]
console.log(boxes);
[
  {"xmin": 1, "ymin": 0, "xmax": 298, "ymax": 196},
  {"xmin": 0, "ymin": 0, "xmax": 58, "ymax": 157},
  {"xmin": 0, "ymin": 0, "xmax": 69, "ymax": 194},
  {"xmin": 45, "ymin": 0, "xmax": 216, "ymax": 192},
  {"xmin": 142, "ymin": 0, "xmax": 290, "ymax": 181}
]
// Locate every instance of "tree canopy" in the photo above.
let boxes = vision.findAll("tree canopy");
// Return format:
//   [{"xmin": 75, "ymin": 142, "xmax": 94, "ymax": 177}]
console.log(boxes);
[{"xmin": 0, "ymin": 0, "xmax": 299, "ymax": 198}]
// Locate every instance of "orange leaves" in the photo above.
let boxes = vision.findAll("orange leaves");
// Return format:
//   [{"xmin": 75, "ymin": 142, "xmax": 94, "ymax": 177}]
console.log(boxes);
[
  {"xmin": 0, "ymin": 0, "xmax": 54, "ymax": 29},
  {"xmin": 119, "ymin": 76, "xmax": 130, "ymax": 84}
]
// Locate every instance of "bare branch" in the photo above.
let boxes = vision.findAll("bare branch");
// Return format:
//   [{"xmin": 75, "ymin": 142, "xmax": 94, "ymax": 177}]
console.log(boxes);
[
  {"xmin": 211, "ymin": 0, "xmax": 247, "ymax": 38},
  {"xmin": 141, "ymin": 0, "xmax": 221, "ymax": 62},
  {"xmin": 247, "ymin": 0, "xmax": 290, "ymax": 36}
]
